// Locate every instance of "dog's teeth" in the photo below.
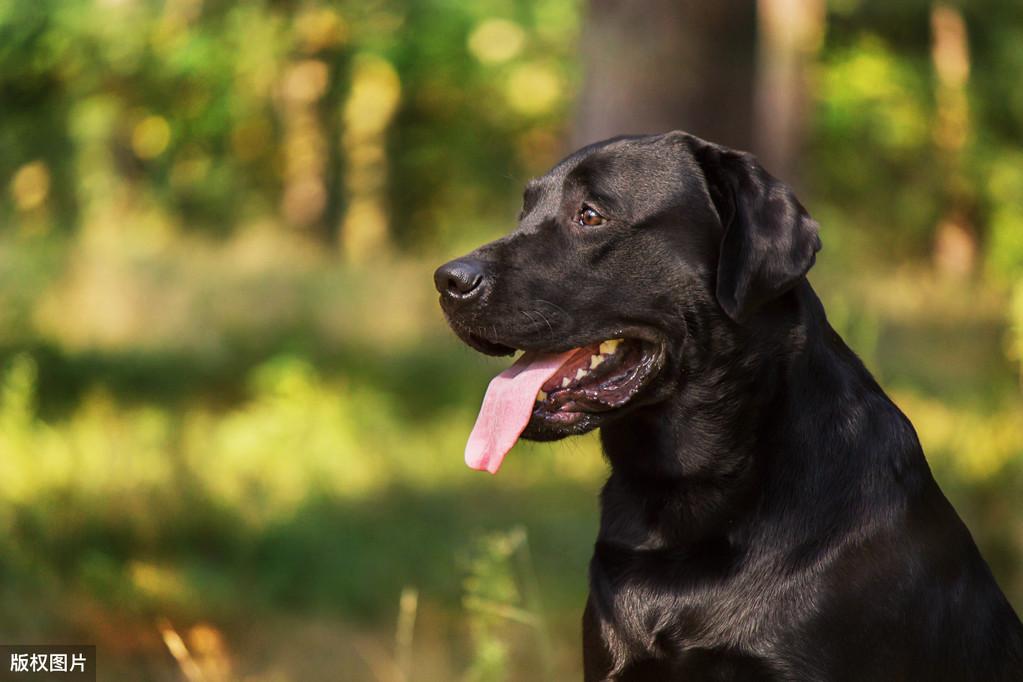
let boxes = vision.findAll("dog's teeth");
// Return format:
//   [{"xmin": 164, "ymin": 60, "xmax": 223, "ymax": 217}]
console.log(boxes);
[
  {"xmin": 536, "ymin": 390, "xmax": 547, "ymax": 402},
  {"xmin": 562, "ymin": 377, "xmax": 571, "ymax": 388},
  {"xmin": 590, "ymin": 354, "xmax": 605, "ymax": 369},
  {"xmin": 599, "ymin": 339, "xmax": 622, "ymax": 355},
  {"xmin": 575, "ymin": 368, "xmax": 589, "ymax": 381}
]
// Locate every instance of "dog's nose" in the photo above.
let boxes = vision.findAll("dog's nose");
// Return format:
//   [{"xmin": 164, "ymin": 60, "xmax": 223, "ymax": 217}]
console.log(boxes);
[{"xmin": 434, "ymin": 258, "xmax": 486, "ymax": 300}]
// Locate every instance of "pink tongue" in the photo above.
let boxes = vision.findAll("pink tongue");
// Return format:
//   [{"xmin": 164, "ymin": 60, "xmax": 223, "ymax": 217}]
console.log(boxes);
[{"xmin": 465, "ymin": 350, "xmax": 575, "ymax": 474}]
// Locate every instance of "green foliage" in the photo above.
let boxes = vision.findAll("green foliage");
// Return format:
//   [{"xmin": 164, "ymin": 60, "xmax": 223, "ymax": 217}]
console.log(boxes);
[
  {"xmin": 1011, "ymin": 282, "xmax": 1023, "ymax": 382},
  {"xmin": 810, "ymin": 33, "xmax": 940, "ymax": 257},
  {"xmin": 983, "ymin": 151, "xmax": 1023, "ymax": 282},
  {"xmin": 462, "ymin": 527, "xmax": 554, "ymax": 682},
  {"xmin": 0, "ymin": 0, "xmax": 580, "ymax": 246}
]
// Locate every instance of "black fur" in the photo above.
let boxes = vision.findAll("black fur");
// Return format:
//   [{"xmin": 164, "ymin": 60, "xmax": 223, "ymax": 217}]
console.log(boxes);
[{"xmin": 435, "ymin": 131, "xmax": 1023, "ymax": 680}]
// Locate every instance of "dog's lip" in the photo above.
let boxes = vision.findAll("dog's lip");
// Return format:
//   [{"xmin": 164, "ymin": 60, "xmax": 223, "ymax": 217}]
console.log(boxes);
[{"xmin": 465, "ymin": 332, "xmax": 517, "ymax": 357}]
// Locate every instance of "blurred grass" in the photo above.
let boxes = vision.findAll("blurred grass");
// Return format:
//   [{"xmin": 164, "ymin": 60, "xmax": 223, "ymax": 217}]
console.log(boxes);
[
  {"xmin": 0, "ymin": 229, "xmax": 609, "ymax": 680},
  {"xmin": 0, "ymin": 229, "xmax": 1019, "ymax": 681}
]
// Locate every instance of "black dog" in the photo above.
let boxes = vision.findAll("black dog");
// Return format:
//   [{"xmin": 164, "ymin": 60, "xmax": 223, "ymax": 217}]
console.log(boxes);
[{"xmin": 434, "ymin": 131, "xmax": 1023, "ymax": 680}]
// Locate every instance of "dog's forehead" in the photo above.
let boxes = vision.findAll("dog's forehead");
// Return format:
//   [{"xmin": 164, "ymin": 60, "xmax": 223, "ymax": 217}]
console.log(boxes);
[
  {"xmin": 548, "ymin": 136, "xmax": 668, "ymax": 179},
  {"xmin": 521, "ymin": 134, "xmax": 699, "ymax": 221}
]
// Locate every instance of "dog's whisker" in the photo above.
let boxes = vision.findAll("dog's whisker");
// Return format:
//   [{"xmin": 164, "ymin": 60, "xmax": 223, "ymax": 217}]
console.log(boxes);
[
  {"xmin": 533, "ymin": 309, "xmax": 555, "ymax": 336},
  {"xmin": 520, "ymin": 309, "xmax": 552, "ymax": 341},
  {"xmin": 536, "ymin": 298, "xmax": 569, "ymax": 317}
]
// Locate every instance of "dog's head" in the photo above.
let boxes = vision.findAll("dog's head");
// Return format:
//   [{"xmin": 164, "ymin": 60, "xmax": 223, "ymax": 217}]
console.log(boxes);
[{"xmin": 435, "ymin": 131, "xmax": 821, "ymax": 472}]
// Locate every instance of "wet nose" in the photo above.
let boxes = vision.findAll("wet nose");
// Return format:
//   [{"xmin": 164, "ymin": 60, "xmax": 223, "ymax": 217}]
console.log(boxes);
[{"xmin": 434, "ymin": 258, "xmax": 487, "ymax": 300}]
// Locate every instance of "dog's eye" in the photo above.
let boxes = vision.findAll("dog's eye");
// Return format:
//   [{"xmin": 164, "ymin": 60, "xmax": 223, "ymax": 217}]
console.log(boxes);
[{"xmin": 576, "ymin": 205, "xmax": 605, "ymax": 227}]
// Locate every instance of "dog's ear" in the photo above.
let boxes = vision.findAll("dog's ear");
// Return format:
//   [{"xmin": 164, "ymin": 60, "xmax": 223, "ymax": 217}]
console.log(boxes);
[{"xmin": 685, "ymin": 134, "xmax": 822, "ymax": 322}]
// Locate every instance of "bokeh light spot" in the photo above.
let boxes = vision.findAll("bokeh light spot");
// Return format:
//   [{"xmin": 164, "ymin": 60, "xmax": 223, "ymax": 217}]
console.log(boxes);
[
  {"xmin": 468, "ymin": 18, "xmax": 526, "ymax": 64},
  {"xmin": 10, "ymin": 161, "xmax": 51, "ymax": 211},
  {"xmin": 295, "ymin": 7, "xmax": 348, "ymax": 53},
  {"xmin": 282, "ymin": 177, "xmax": 326, "ymax": 227},
  {"xmin": 344, "ymin": 54, "xmax": 401, "ymax": 136},
  {"xmin": 504, "ymin": 62, "xmax": 562, "ymax": 116},
  {"xmin": 282, "ymin": 59, "xmax": 329, "ymax": 103},
  {"xmin": 131, "ymin": 115, "xmax": 171, "ymax": 159}
]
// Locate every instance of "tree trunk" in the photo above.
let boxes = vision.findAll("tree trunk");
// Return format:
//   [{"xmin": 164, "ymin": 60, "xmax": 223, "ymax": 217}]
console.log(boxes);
[
  {"xmin": 753, "ymin": 0, "xmax": 824, "ymax": 186},
  {"xmin": 572, "ymin": 0, "xmax": 758, "ymax": 152}
]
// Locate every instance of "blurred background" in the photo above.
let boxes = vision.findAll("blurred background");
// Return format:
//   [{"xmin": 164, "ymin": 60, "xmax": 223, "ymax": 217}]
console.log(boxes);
[{"xmin": 1, "ymin": 0, "xmax": 1021, "ymax": 679}]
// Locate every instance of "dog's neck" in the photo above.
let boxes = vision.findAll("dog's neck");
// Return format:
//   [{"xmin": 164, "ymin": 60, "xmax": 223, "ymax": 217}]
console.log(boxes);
[
  {"xmin": 602, "ymin": 282, "xmax": 820, "ymax": 474},
  {"xmin": 597, "ymin": 281, "xmax": 907, "ymax": 549}
]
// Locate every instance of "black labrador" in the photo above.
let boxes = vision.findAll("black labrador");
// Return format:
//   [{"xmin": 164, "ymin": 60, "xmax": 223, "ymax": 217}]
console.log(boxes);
[{"xmin": 434, "ymin": 131, "xmax": 1023, "ymax": 680}]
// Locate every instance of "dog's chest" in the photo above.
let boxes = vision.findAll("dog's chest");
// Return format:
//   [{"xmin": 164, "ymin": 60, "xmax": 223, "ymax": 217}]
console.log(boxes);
[{"xmin": 590, "ymin": 545, "xmax": 795, "ymax": 661}]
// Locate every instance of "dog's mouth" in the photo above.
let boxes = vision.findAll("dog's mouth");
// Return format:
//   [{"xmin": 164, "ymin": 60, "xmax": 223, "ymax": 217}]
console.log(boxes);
[
  {"xmin": 464, "ymin": 336, "xmax": 664, "ymax": 474},
  {"xmin": 533, "ymin": 338, "xmax": 659, "ymax": 416}
]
